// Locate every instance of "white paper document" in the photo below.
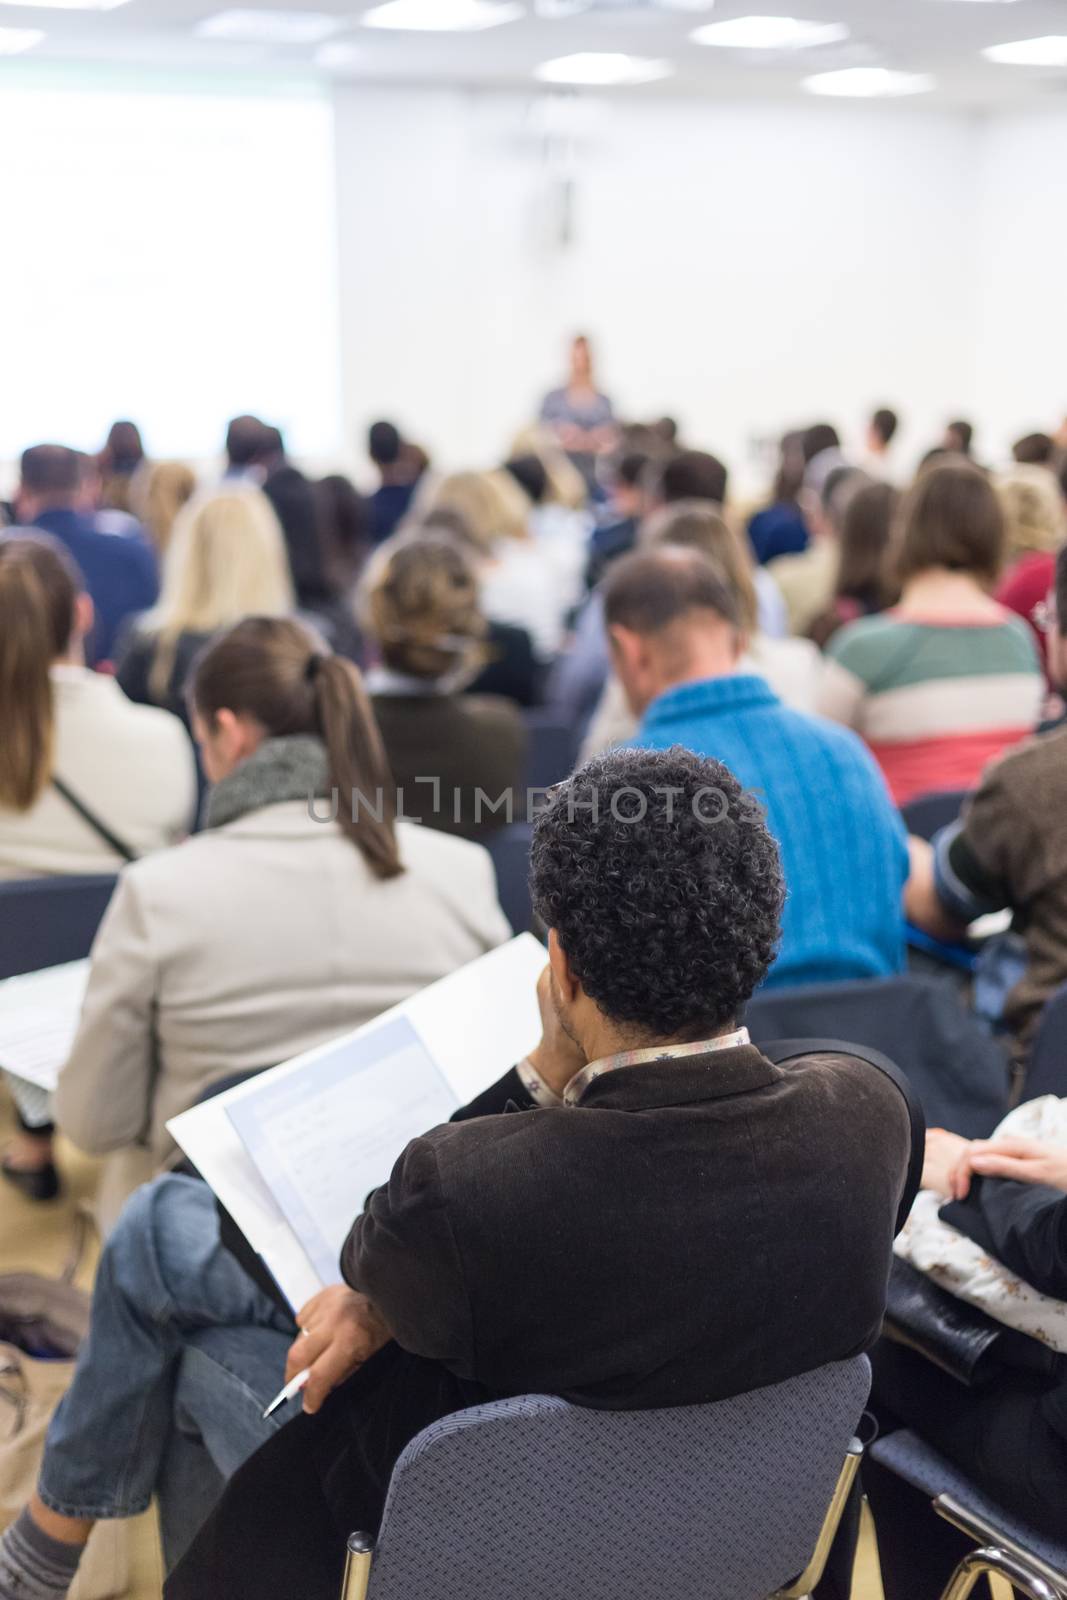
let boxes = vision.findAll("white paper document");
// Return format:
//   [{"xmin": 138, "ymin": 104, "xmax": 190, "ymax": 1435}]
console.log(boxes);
[
  {"xmin": 0, "ymin": 961, "xmax": 89, "ymax": 1091},
  {"xmin": 168, "ymin": 933, "xmax": 547, "ymax": 1311},
  {"xmin": 227, "ymin": 1016, "xmax": 458, "ymax": 1287}
]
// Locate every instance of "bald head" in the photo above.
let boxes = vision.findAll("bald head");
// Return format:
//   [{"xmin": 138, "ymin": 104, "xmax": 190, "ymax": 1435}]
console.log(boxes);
[{"xmin": 603, "ymin": 546, "xmax": 744, "ymax": 719}]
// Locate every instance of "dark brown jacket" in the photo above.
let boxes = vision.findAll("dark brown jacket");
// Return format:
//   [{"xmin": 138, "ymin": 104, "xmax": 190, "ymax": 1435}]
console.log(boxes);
[
  {"xmin": 345, "ymin": 1043, "xmax": 917, "ymax": 1408},
  {"xmin": 170, "ymin": 1043, "xmax": 919, "ymax": 1600}
]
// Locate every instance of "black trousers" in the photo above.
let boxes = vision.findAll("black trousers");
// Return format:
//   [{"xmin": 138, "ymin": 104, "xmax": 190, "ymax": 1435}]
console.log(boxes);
[
  {"xmin": 864, "ymin": 1340, "xmax": 1067, "ymax": 1600},
  {"xmin": 165, "ymin": 1342, "xmax": 492, "ymax": 1600}
]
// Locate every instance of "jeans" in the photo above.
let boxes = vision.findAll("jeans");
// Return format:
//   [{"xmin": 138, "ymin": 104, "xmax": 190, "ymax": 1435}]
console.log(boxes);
[{"xmin": 38, "ymin": 1175, "xmax": 296, "ymax": 1570}]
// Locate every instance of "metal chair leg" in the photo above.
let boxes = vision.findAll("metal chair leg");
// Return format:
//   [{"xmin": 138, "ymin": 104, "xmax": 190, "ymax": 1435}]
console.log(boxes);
[
  {"xmin": 772, "ymin": 1438, "xmax": 863, "ymax": 1598},
  {"xmin": 939, "ymin": 1546, "xmax": 1065, "ymax": 1600},
  {"xmin": 341, "ymin": 1531, "xmax": 376, "ymax": 1600}
]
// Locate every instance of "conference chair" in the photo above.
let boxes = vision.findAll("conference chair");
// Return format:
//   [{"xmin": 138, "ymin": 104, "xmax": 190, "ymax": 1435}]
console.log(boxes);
[
  {"xmin": 486, "ymin": 822, "xmax": 536, "ymax": 935},
  {"xmin": 868, "ymin": 1430, "xmax": 1067, "ymax": 1600},
  {"xmin": 1021, "ymin": 980, "xmax": 1067, "ymax": 1102},
  {"xmin": 339, "ymin": 1355, "xmax": 870, "ymax": 1600},
  {"xmin": 744, "ymin": 973, "xmax": 1010, "ymax": 1138},
  {"xmin": 521, "ymin": 709, "xmax": 579, "ymax": 793},
  {"xmin": 0, "ymin": 874, "xmax": 117, "ymax": 981},
  {"xmin": 901, "ymin": 788, "xmax": 971, "ymax": 842}
]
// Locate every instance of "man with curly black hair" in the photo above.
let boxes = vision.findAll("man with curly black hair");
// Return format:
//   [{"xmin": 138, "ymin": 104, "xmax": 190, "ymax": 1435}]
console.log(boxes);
[
  {"xmin": 162, "ymin": 741, "xmax": 921, "ymax": 1600},
  {"xmin": 529, "ymin": 745, "xmax": 783, "ymax": 1043}
]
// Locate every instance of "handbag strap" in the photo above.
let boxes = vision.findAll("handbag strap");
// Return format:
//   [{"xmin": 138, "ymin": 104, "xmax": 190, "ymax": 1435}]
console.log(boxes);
[{"xmin": 52, "ymin": 776, "xmax": 138, "ymax": 864}]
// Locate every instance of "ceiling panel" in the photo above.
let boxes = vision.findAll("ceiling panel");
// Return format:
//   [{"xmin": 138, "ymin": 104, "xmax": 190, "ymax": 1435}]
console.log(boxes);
[{"xmin": 2, "ymin": 0, "xmax": 1067, "ymax": 106}]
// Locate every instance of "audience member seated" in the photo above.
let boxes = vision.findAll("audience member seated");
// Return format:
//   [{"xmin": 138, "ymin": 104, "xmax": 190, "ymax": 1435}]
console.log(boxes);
[
  {"xmin": 807, "ymin": 480, "xmax": 899, "ymax": 649},
  {"xmin": 362, "ymin": 535, "xmax": 526, "ymax": 839},
  {"xmin": 601, "ymin": 547, "xmax": 908, "ymax": 987},
  {"xmin": 994, "ymin": 463, "xmax": 1067, "ymax": 673},
  {"xmin": 413, "ymin": 507, "xmax": 541, "ymax": 705},
  {"xmin": 422, "ymin": 471, "xmax": 570, "ymax": 660},
  {"xmin": 314, "ymin": 472, "xmax": 370, "ymax": 593},
  {"xmin": 581, "ymin": 502, "xmax": 823, "ymax": 755},
  {"xmin": 653, "ymin": 449, "xmax": 787, "ymax": 638},
  {"xmin": 96, "ymin": 420, "xmax": 146, "ymax": 514},
  {"xmin": 222, "ymin": 414, "xmax": 269, "ymax": 484},
  {"xmin": 943, "ymin": 418, "xmax": 976, "ymax": 458},
  {"xmin": 585, "ymin": 446, "xmax": 659, "ymax": 589},
  {"xmin": 905, "ymin": 546, "xmax": 1067, "ymax": 1056},
  {"xmin": 819, "ymin": 460, "xmax": 1044, "ymax": 805},
  {"xmin": 0, "ymin": 534, "xmax": 195, "ymax": 882},
  {"xmin": 52, "ymin": 617, "xmax": 510, "ymax": 1222},
  {"xmin": 501, "ymin": 445, "xmax": 588, "ymax": 610},
  {"xmin": 861, "ymin": 406, "xmax": 902, "ymax": 484},
  {"xmin": 863, "ymin": 1121, "xmax": 1067, "ymax": 1600},
  {"xmin": 1012, "ymin": 430, "xmax": 1057, "ymax": 466},
  {"xmin": 768, "ymin": 459, "xmax": 862, "ymax": 636},
  {"xmin": 367, "ymin": 420, "xmax": 421, "ymax": 547},
  {"xmin": 73, "ymin": 452, "xmax": 141, "ymax": 541},
  {"xmin": 746, "ymin": 430, "xmax": 809, "ymax": 566},
  {"xmin": 116, "ymin": 489, "xmax": 294, "ymax": 729},
  {"xmin": 0, "ymin": 746, "xmax": 918, "ymax": 1600},
  {"xmin": 14, "ymin": 445, "xmax": 158, "ymax": 666},
  {"xmin": 129, "ymin": 461, "xmax": 197, "ymax": 555}
]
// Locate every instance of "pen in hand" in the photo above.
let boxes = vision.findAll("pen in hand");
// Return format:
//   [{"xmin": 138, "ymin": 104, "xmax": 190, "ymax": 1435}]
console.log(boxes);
[{"xmin": 262, "ymin": 1367, "xmax": 311, "ymax": 1420}]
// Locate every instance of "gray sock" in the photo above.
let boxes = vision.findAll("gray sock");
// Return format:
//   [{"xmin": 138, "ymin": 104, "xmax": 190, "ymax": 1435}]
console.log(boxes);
[{"xmin": 0, "ymin": 1508, "xmax": 84, "ymax": 1599}]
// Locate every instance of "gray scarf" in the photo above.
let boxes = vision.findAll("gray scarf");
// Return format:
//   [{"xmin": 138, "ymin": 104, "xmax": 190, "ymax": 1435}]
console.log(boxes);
[{"xmin": 205, "ymin": 735, "xmax": 330, "ymax": 830}]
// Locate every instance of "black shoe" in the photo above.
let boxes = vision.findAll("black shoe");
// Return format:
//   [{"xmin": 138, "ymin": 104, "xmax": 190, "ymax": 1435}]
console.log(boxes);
[{"xmin": 0, "ymin": 1158, "xmax": 60, "ymax": 1202}]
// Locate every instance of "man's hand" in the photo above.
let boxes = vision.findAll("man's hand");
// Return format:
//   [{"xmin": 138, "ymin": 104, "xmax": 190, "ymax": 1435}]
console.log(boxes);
[
  {"xmin": 957, "ymin": 1135, "xmax": 1067, "ymax": 1197},
  {"xmin": 525, "ymin": 965, "xmax": 586, "ymax": 1099},
  {"xmin": 286, "ymin": 1286, "xmax": 390, "ymax": 1415},
  {"xmin": 922, "ymin": 1128, "xmax": 972, "ymax": 1199}
]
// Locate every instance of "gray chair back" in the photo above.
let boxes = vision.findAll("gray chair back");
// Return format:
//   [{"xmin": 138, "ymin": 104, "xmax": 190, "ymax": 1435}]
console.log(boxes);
[
  {"xmin": 0, "ymin": 874, "xmax": 117, "ymax": 980},
  {"xmin": 485, "ymin": 822, "xmax": 535, "ymax": 934},
  {"xmin": 745, "ymin": 974, "xmax": 1009, "ymax": 1138},
  {"xmin": 363, "ymin": 1356, "xmax": 870, "ymax": 1600},
  {"xmin": 1023, "ymin": 981, "xmax": 1067, "ymax": 1103}
]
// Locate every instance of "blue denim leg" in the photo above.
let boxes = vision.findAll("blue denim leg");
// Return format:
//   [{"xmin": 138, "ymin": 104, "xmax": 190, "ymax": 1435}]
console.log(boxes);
[
  {"xmin": 38, "ymin": 1174, "xmax": 296, "ymax": 1520},
  {"xmin": 157, "ymin": 1323, "xmax": 293, "ymax": 1571}
]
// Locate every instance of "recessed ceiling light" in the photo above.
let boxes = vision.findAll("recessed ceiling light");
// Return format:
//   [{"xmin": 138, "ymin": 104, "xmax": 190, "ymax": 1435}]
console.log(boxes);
[
  {"xmin": 195, "ymin": 9, "xmax": 343, "ymax": 42},
  {"xmin": 802, "ymin": 66, "xmax": 935, "ymax": 96},
  {"xmin": 535, "ymin": 52, "xmax": 674, "ymax": 85},
  {"xmin": 983, "ymin": 35, "xmax": 1067, "ymax": 66},
  {"xmin": 0, "ymin": 24, "xmax": 43, "ymax": 50},
  {"xmin": 361, "ymin": 0, "xmax": 524, "ymax": 30},
  {"xmin": 692, "ymin": 15, "xmax": 848, "ymax": 49}
]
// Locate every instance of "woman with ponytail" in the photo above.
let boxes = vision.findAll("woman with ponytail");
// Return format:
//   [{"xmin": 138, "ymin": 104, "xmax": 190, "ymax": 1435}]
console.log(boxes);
[
  {"xmin": 52, "ymin": 616, "xmax": 509, "ymax": 1220},
  {"xmin": 0, "ymin": 533, "xmax": 195, "ymax": 880}
]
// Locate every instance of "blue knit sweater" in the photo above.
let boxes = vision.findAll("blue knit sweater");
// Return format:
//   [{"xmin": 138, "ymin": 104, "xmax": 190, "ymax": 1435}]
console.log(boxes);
[{"xmin": 633, "ymin": 675, "xmax": 907, "ymax": 989}]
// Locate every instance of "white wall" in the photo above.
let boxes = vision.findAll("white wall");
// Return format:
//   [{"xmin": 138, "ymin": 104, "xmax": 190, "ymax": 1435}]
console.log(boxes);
[
  {"xmin": 334, "ymin": 87, "xmax": 981, "ymax": 488},
  {"xmin": 973, "ymin": 107, "xmax": 1067, "ymax": 464}
]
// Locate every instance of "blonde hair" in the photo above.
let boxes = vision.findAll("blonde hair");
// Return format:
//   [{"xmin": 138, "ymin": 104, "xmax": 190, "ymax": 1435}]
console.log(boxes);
[
  {"xmin": 132, "ymin": 461, "xmax": 197, "ymax": 554},
  {"xmin": 143, "ymin": 488, "xmax": 294, "ymax": 699},
  {"xmin": 420, "ymin": 471, "xmax": 530, "ymax": 553},
  {"xmin": 995, "ymin": 465, "xmax": 1067, "ymax": 559},
  {"xmin": 363, "ymin": 534, "xmax": 487, "ymax": 681},
  {"xmin": 509, "ymin": 426, "xmax": 588, "ymax": 510},
  {"xmin": 641, "ymin": 499, "xmax": 759, "ymax": 635}
]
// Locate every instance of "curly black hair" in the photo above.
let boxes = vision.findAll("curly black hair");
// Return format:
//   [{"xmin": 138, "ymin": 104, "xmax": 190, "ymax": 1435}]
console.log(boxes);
[{"xmin": 530, "ymin": 746, "xmax": 784, "ymax": 1040}]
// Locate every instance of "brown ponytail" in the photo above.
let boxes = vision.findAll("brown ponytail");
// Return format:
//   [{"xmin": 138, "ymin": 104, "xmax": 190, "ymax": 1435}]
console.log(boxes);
[
  {"xmin": 0, "ymin": 536, "xmax": 79, "ymax": 811},
  {"xmin": 191, "ymin": 617, "xmax": 404, "ymax": 880}
]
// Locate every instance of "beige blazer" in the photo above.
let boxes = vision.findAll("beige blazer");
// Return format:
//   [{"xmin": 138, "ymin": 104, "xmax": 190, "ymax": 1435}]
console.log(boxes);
[
  {"xmin": 54, "ymin": 806, "xmax": 512, "ymax": 1219},
  {"xmin": 0, "ymin": 666, "xmax": 196, "ymax": 879}
]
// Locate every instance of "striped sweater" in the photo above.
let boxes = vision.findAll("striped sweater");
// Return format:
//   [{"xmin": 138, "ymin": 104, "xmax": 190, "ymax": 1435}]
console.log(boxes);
[{"xmin": 818, "ymin": 608, "xmax": 1044, "ymax": 806}]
